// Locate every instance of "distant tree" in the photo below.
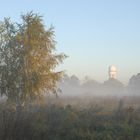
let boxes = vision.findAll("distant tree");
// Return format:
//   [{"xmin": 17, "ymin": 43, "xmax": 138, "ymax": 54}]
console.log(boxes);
[
  {"xmin": 70, "ymin": 75, "xmax": 80, "ymax": 86},
  {"xmin": 0, "ymin": 12, "xmax": 66, "ymax": 106},
  {"xmin": 128, "ymin": 73, "xmax": 140, "ymax": 95}
]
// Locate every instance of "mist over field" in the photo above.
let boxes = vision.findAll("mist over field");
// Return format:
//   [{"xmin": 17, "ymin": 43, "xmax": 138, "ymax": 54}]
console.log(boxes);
[{"xmin": 58, "ymin": 73, "xmax": 140, "ymax": 98}]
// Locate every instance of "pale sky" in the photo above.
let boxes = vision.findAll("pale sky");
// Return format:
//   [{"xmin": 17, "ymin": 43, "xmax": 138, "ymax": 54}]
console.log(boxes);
[{"xmin": 0, "ymin": 0, "xmax": 140, "ymax": 84}]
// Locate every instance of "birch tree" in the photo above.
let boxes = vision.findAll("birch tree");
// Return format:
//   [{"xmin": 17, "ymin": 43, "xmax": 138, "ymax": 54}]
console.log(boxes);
[{"xmin": 0, "ymin": 12, "xmax": 66, "ymax": 105}]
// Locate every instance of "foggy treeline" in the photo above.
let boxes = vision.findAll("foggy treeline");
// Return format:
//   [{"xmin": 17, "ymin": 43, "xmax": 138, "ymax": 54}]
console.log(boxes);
[{"xmin": 59, "ymin": 73, "xmax": 140, "ymax": 97}]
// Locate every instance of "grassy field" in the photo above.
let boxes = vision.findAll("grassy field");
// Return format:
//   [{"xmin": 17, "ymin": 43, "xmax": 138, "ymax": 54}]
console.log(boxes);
[{"xmin": 0, "ymin": 95, "xmax": 139, "ymax": 140}]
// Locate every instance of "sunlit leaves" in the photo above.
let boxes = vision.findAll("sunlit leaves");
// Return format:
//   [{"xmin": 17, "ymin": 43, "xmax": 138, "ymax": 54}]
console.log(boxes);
[{"xmin": 0, "ymin": 12, "xmax": 66, "ymax": 105}]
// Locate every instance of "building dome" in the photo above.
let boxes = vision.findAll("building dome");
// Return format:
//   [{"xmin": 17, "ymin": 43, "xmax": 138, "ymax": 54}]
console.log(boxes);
[
  {"xmin": 108, "ymin": 65, "xmax": 117, "ymax": 79},
  {"xmin": 109, "ymin": 65, "xmax": 117, "ymax": 72}
]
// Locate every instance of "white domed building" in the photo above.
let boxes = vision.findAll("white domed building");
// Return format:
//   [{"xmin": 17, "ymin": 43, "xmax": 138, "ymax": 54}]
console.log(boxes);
[
  {"xmin": 108, "ymin": 65, "xmax": 117, "ymax": 79},
  {"xmin": 102, "ymin": 65, "xmax": 124, "ymax": 95}
]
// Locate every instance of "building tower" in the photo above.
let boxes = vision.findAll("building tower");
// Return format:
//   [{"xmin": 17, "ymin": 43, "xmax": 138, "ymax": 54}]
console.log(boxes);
[{"xmin": 108, "ymin": 65, "xmax": 117, "ymax": 79}]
